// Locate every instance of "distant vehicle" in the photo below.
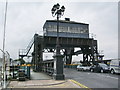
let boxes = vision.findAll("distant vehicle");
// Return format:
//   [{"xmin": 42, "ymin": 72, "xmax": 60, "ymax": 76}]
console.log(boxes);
[
  {"xmin": 77, "ymin": 65, "xmax": 90, "ymax": 71},
  {"xmin": 90, "ymin": 63, "xmax": 110, "ymax": 73},
  {"xmin": 110, "ymin": 59, "xmax": 120, "ymax": 74}
]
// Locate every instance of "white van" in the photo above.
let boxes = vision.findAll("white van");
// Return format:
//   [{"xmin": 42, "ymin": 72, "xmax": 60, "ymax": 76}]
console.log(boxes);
[{"xmin": 110, "ymin": 59, "xmax": 120, "ymax": 74}]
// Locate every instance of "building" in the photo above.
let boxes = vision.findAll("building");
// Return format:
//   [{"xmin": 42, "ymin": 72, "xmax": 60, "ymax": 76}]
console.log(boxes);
[{"xmin": 43, "ymin": 18, "xmax": 89, "ymax": 38}]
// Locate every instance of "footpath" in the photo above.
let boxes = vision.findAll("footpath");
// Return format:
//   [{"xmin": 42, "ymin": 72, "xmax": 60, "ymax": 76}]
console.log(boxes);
[{"xmin": 7, "ymin": 70, "xmax": 82, "ymax": 88}]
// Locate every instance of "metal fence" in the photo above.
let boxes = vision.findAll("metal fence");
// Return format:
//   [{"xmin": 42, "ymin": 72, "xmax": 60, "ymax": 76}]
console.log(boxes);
[{"xmin": 42, "ymin": 59, "xmax": 54, "ymax": 76}]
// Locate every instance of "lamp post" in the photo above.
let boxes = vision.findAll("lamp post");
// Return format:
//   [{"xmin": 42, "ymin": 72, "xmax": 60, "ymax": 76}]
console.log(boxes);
[
  {"xmin": 51, "ymin": 3, "xmax": 65, "ymax": 80},
  {"xmin": 51, "ymin": 3, "xmax": 65, "ymax": 54},
  {"xmin": 2, "ymin": 0, "xmax": 8, "ymax": 88}
]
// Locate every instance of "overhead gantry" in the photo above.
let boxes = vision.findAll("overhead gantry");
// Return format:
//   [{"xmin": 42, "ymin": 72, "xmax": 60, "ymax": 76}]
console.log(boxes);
[
  {"xmin": 19, "ymin": 19, "xmax": 100, "ymax": 80},
  {"xmin": 20, "ymin": 33, "xmax": 97, "ymax": 71}
]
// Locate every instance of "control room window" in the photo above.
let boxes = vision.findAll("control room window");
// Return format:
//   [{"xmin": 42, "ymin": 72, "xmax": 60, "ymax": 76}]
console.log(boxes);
[
  {"xmin": 49, "ymin": 25, "xmax": 56, "ymax": 32},
  {"xmin": 59, "ymin": 26, "xmax": 64, "ymax": 32},
  {"xmin": 43, "ymin": 28, "xmax": 47, "ymax": 33},
  {"xmin": 80, "ymin": 30, "xmax": 84, "ymax": 33}
]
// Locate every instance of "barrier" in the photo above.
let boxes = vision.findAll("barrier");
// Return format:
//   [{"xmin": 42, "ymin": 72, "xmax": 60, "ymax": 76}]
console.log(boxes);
[
  {"xmin": 10, "ymin": 66, "xmax": 31, "ymax": 80},
  {"xmin": 20, "ymin": 66, "xmax": 31, "ymax": 79},
  {"xmin": 42, "ymin": 60, "xmax": 54, "ymax": 76},
  {"xmin": 64, "ymin": 64, "xmax": 78, "ymax": 69}
]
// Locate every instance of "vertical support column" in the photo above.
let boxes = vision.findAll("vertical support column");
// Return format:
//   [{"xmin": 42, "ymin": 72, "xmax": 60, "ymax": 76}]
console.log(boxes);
[
  {"xmin": 33, "ymin": 34, "xmax": 38, "ymax": 71},
  {"xmin": 65, "ymin": 48, "xmax": 74, "ymax": 64},
  {"xmin": 37, "ymin": 43, "xmax": 43, "ymax": 72},
  {"xmin": 90, "ymin": 39, "xmax": 98, "ymax": 64},
  {"xmin": 53, "ymin": 54, "xmax": 64, "ymax": 80},
  {"xmin": 81, "ymin": 46, "xmax": 90, "ymax": 65},
  {"xmin": 81, "ymin": 41, "xmax": 94, "ymax": 64},
  {"xmin": 91, "ymin": 44, "xmax": 95, "ymax": 64},
  {"xmin": 31, "ymin": 52, "xmax": 35, "ymax": 70},
  {"xmin": 33, "ymin": 34, "xmax": 43, "ymax": 72},
  {"xmin": 94, "ymin": 45, "xmax": 98, "ymax": 61},
  {"xmin": 83, "ymin": 54, "xmax": 88, "ymax": 63}
]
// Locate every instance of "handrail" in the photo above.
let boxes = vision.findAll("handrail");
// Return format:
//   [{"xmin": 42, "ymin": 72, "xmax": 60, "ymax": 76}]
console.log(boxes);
[
  {"xmin": 19, "ymin": 35, "xmax": 34, "ymax": 57},
  {"xmin": 42, "ymin": 59, "xmax": 54, "ymax": 76}
]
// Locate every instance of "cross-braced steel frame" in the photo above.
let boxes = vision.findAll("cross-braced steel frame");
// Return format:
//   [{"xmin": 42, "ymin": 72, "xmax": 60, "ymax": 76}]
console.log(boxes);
[{"xmin": 32, "ymin": 34, "xmax": 98, "ymax": 71}]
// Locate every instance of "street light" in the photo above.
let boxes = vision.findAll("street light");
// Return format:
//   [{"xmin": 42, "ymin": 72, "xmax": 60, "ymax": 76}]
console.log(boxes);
[
  {"xmin": 51, "ymin": 3, "xmax": 65, "ymax": 80},
  {"xmin": 2, "ymin": 0, "xmax": 8, "ymax": 88},
  {"xmin": 51, "ymin": 3, "xmax": 65, "ymax": 54}
]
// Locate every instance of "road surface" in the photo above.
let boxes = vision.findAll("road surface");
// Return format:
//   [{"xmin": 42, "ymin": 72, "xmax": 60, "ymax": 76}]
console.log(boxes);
[{"xmin": 64, "ymin": 68, "xmax": 119, "ymax": 88}]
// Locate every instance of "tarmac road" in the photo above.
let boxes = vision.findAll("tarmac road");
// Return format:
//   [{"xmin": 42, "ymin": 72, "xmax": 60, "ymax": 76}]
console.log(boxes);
[{"xmin": 64, "ymin": 68, "xmax": 120, "ymax": 89}]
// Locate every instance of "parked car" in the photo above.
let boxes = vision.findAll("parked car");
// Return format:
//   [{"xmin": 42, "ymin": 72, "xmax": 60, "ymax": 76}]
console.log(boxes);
[
  {"xmin": 90, "ymin": 63, "xmax": 110, "ymax": 73},
  {"xmin": 110, "ymin": 59, "xmax": 120, "ymax": 74},
  {"xmin": 77, "ymin": 65, "xmax": 90, "ymax": 71}
]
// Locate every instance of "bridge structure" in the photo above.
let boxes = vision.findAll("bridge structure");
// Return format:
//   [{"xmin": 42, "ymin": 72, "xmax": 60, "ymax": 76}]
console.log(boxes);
[{"xmin": 19, "ymin": 19, "xmax": 100, "ymax": 79}]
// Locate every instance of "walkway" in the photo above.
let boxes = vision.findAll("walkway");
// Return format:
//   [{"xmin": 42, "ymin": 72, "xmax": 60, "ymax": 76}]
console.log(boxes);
[
  {"xmin": 30, "ymin": 70, "xmax": 51, "ymax": 80},
  {"xmin": 7, "ymin": 69, "xmax": 82, "ymax": 88}
]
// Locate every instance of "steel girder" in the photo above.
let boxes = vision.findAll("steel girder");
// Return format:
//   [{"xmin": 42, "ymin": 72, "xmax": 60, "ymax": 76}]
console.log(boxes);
[
  {"xmin": 32, "ymin": 34, "xmax": 98, "ymax": 71},
  {"xmin": 32, "ymin": 34, "xmax": 43, "ymax": 71}
]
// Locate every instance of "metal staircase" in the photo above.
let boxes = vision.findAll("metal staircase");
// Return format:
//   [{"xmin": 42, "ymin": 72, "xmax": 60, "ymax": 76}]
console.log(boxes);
[{"xmin": 19, "ymin": 36, "xmax": 34, "ymax": 58}]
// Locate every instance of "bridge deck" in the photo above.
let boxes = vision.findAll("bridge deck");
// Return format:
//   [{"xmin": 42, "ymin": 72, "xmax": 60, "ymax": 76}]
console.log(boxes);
[{"xmin": 42, "ymin": 36, "xmax": 97, "ymax": 48}]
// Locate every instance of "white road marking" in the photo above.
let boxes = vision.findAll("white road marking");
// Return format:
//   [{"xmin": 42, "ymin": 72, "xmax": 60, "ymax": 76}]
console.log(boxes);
[
  {"xmin": 97, "ymin": 73, "xmax": 118, "ymax": 80},
  {"xmin": 87, "ymin": 73, "xmax": 90, "ymax": 75},
  {"xmin": 86, "ymin": 72, "xmax": 118, "ymax": 80},
  {"xmin": 106, "ymin": 75, "xmax": 118, "ymax": 79}
]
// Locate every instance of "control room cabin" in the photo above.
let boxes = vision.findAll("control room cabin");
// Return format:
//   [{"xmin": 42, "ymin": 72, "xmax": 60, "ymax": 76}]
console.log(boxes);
[{"xmin": 43, "ymin": 18, "xmax": 89, "ymax": 38}]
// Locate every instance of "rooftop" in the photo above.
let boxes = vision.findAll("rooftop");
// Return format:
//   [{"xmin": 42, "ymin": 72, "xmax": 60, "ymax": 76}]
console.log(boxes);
[{"xmin": 46, "ymin": 19, "xmax": 89, "ymax": 25}]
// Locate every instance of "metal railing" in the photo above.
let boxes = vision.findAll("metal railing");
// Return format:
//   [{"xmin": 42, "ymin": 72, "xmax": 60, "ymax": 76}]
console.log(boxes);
[
  {"xmin": 42, "ymin": 59, "xmax": 54, "ymax": 76},
  {"xmin": 0, "ymin": 49, "xmax": 10, "ymax": 88},
  {"xmin": 19, "ymin": 36, "xmax": 34, "ymax": 58}
]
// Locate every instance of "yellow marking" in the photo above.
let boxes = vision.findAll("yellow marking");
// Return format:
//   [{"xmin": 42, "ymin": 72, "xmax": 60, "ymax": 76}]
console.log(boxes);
[{"xmin": 70, "ymin": 79, "xmax": 92, "ymax": 90}]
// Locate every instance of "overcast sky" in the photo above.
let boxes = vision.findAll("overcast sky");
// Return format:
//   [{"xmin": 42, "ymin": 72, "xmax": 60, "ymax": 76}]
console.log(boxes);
[{"xmin": 0, "ymin": 0, "xmax": 118, "ymax": 61}]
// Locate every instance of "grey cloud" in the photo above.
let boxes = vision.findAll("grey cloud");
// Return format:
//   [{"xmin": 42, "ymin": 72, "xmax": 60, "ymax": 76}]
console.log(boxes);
[{"xmin": 0, "ymin": 2, "xmax": 118, "ymax": 60}]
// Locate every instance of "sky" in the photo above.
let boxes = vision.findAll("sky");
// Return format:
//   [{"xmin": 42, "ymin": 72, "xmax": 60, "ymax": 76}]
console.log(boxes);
[{"xmin": 0, "ymin": 0, "xmax": 119, "ymax": 62}]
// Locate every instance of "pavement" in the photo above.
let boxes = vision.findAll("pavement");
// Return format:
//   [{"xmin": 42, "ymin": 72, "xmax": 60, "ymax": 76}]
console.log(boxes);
[
  {"xmin": 30, "ymin": 71, "xmax": 52, "ymax": 80},
  {"xmin": 7, "ymin": 69, "xmax": 83, "ymax": 88},
  {"xmin": 1, "ymin": 68, "xmax": 119, "ymax": 89},
  {"xmin": 8, "ymin": 79, "xmax": 81, "ymax": 88}
]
